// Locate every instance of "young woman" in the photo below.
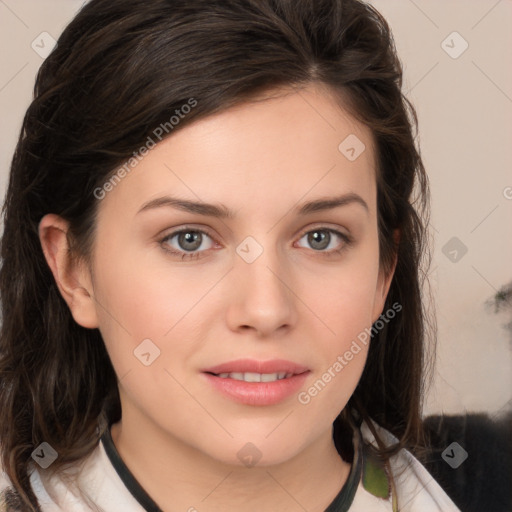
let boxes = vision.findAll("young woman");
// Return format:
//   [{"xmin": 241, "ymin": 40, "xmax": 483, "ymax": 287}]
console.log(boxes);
[{"xmin": 0, "ymin": 0, "xmax": 460, "ymax": 510}]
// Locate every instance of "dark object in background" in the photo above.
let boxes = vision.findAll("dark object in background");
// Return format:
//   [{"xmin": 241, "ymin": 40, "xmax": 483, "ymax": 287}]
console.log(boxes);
[{"xmin": 423, "ymin": 412, "xmax": 512, "ymax": 512}]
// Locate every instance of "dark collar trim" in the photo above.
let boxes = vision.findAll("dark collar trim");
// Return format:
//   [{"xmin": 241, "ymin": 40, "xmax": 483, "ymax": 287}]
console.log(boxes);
[
  {"xmin": 100, "ymin": 423, "xmax": 362, "ymax": 512},
  {"xmin": 100, "ymin": 427, "xmax": 163, "ymax": 512},
  {"xmin": 324, "ymin": 425, "xmax": 363, "ymax": 511}
]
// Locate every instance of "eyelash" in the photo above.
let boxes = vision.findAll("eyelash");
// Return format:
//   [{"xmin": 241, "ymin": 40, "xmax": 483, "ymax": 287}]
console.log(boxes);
[{"xmin": 159, "ymin": 226, "xmax": 353, "ymax": 261}]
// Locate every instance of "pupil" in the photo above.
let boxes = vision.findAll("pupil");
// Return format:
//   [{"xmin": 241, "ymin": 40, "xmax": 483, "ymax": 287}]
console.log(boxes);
[
  {"xmin": 309, "ymin": 230, "xmax": 330, "ymax": 250},
  {"xmin": 179, "ymin": 231, "xmax": 201, "ymax": 251}
]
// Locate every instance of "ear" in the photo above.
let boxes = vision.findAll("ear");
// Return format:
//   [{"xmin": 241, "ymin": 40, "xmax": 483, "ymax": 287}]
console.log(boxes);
[
  {"xmin": 372, "ymin": 229, "xmax": 399, "ymax": 322},
  {"xmin": 38, "ymin": 214, "xmax": 99, "ymax": 329}
]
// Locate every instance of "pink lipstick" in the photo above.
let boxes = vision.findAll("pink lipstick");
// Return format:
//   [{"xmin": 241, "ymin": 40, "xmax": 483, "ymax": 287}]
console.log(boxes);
[{"xmin": 201, "ymin": 358, "xmax": 310, "ymax": 406}]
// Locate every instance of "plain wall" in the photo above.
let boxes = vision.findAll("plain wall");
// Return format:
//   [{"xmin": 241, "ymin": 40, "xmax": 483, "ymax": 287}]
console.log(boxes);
[{"xmin": 0, "ymin": 0, "xmax": 510, "ymax": 417}]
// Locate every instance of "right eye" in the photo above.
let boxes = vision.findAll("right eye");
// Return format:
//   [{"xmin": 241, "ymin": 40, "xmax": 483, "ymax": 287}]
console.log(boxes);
[{"xmin": 160, "ymin": 228, "xmax": 217, "ymax": 260}]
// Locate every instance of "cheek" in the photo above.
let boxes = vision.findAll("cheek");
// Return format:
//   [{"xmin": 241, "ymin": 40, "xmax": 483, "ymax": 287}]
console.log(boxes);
[
  {"xmin": 296, "ymin": 291, "xmax": 373, "ymax": 424},
  {"xmin": 302, "ymin": 247, "xmax": 381, "ymax": 340},
  {"xmin": 90, "ymin": 246, "xmax": 222, "ymax": 371},
  {"xmin": 295, "ymin": 244, "xmax": 380, "ymax": 403}
]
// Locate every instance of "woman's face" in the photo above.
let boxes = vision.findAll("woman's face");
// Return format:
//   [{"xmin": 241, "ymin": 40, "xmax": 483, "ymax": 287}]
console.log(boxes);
[{"xmin": 86, "ymin": 83, "xmax": 393, "ymax": 466}]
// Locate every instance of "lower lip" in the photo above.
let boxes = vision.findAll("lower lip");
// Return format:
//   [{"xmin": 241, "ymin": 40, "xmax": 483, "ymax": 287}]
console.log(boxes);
[{"xmin": 202, "ymin": 372, "xmax": 310, "ymax": 406}]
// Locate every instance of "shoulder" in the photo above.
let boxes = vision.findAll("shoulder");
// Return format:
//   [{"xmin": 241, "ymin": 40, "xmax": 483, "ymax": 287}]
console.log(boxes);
[
  {"xmin": 0, "ymin": 467, "xmax": 26, "ymax": 512},
  {"xmin": 1, "ymin": 437, "xmax": 152, "ymax": 512},
  {"xmin": 0, "ymin": 455, "xmax": 89, "ymax": 512},
  {"xmin": 359, "ymin": 420, "xmax": 461, "ymax": 512},
  {"xmin": 0, "ymin": 466, "xmax": 9, "ymax": 493}
]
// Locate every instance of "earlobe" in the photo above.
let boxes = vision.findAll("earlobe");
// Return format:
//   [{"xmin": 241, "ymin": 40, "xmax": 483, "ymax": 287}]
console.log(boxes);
[{"xmin": 38, "ymin": 214, "xmax": 99, "ymax": 329}]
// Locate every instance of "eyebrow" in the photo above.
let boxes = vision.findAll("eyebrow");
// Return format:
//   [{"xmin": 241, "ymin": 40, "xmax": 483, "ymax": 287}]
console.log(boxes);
[{"xmin": 136, "ymin": 193, "xmax": 369, "ymax": 218}]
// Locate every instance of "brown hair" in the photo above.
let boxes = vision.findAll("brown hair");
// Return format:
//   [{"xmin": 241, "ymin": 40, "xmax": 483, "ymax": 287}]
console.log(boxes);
[{"xmin": 0, "ymin": 0, "xmax": 433, "ymax": 509}]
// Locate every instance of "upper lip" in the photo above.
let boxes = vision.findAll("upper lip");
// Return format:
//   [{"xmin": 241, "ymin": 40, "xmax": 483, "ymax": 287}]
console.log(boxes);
[{"xmin": 202, "ymin": 359, "xmax": 310, "ymax": 375}]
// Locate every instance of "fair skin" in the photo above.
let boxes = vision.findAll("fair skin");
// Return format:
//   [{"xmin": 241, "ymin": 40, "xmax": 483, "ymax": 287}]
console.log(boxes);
[{"xmin": 39, "ymin": 83, "xmax": 395, "ymax": 512}]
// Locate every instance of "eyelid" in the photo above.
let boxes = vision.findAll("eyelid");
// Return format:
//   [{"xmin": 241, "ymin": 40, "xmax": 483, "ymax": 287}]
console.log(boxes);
[
  {"xmin": 295, "ymin": 223, "xmax": 351, "ymax": 242},
  {"xmin": 160, "ymin": 224, "xmax": 217, "ymax": 241}
]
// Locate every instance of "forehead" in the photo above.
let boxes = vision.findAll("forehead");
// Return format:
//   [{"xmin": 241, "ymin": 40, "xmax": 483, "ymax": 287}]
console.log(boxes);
[{"xmin": 97, "ymin": 83, "xmax": 377, "ymax": 219}]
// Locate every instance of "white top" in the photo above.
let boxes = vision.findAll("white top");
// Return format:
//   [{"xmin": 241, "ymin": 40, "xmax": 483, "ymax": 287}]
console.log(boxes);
[{"xmin": 1, "ymin": 421, "xmax": 461, "ymax": 511}]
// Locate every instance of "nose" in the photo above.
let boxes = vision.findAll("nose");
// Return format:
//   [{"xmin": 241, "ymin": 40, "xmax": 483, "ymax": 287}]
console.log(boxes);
[{"xmin": 225, "ymin": 244, "xmax": 298, "ymax": 337}]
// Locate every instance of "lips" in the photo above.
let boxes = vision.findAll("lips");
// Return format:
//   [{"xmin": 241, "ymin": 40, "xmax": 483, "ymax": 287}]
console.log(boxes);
[
  {"xmin": 201, "ymin": 359, "xmax": 311, "ymax": 405},
  {"xmin": 202, "ymin": 358, "xmax": 310, "ymax": 376}
]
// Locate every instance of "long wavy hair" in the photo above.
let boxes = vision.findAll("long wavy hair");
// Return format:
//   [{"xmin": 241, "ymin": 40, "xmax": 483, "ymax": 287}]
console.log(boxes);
[{"xmin": 0, "ymin": 0, "xmax": 433, "ymax": 509}]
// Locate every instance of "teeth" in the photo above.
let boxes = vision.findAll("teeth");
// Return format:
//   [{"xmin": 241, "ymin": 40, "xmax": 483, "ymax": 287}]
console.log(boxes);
[
  {"xmin": 244, "ymin": 372, "xmax": 262, "ymax": 382},
  {"xmin": 216, "ymin": 372, "xmax": 293, "ymax": 382}
]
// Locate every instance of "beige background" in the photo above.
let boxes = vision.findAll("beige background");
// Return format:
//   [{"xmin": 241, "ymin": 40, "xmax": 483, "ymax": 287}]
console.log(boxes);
[{"xmin": 0, "ymin": 0, "xmax": 511, "ymax": 417}]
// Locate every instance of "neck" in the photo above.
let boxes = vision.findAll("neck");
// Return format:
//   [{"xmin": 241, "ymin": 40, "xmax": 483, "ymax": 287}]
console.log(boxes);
[{"xmin": 110, "ymin": 411, "xmax": 351, "ymax": 512}]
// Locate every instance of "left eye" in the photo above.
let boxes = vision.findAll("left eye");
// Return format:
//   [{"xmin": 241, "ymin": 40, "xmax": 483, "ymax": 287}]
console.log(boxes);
[{"xmin": 296, "ymin": 229, "xmax": 347, "ymax": 251}]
